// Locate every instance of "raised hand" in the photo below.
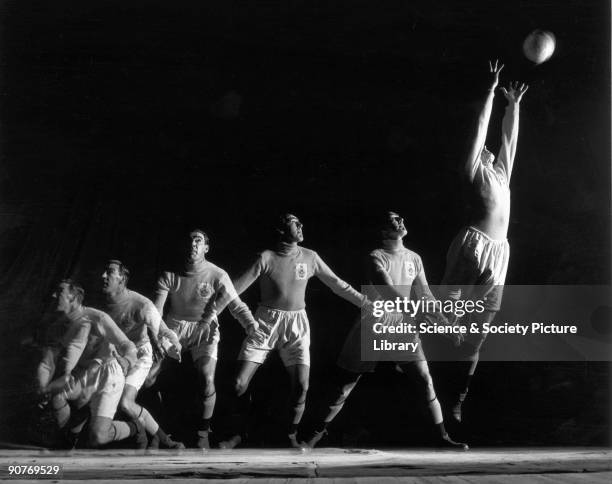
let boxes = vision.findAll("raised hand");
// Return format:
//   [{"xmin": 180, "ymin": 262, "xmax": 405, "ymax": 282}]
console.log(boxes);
[
  {"xmin": 488, "ymin": 59, "xmax": 504, "ymax": 90},
  {"xmin": 500, "ymin": 81, "xmax": 529, "ymax": 104}
]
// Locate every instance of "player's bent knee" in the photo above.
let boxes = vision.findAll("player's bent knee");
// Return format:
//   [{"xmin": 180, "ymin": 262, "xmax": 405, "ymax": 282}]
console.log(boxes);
[
  {"xmin": 119, "ymin": 396, "xmax": 136, "ymax": 416},
  {"xmin": 203, "ymin": 378, "xmax": 215, "ymax": 395}
]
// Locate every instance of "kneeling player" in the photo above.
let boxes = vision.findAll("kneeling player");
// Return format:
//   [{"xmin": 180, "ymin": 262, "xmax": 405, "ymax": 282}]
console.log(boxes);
[{"xmin": 41, "ymin": 279, "xmax": 142, "ymax": 448}]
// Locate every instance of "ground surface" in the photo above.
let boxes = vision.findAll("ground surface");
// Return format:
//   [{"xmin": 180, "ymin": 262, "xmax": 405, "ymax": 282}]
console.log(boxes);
[{"xmin": 0, "ymin": 447, "xmax": 610, "ymax": 482}]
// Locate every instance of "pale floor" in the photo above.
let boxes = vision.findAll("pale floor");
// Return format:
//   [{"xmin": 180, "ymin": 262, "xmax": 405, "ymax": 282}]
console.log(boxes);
[{"xmin": 0, "ymin": 448, "xmax": 610, "ymax": 483}]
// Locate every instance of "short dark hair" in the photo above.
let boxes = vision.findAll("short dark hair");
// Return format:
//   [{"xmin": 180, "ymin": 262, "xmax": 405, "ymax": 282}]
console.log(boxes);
[
  {"xmin": 60, "ymin": 278, "xmax": 85, "ymax": 304},
  {"xmin": 107, "ymin": 259, "xmax": 130, "ymax": 285},
  {"xmin": 275, "ymin": 213, "xmax": 298, "ymax": 231},
  {"xmin": 189, "ymin": 228, "xmax": 210, "ymax": 246},
  {"xmin": 376, "ymin": 211, "xmax": 400, "ymax": 230}
]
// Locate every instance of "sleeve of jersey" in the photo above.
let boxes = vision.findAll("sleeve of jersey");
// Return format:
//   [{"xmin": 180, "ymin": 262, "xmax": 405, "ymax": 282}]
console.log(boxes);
[
  {"xmin": 233, "ymin": 255, "xmax": 264, "ymax": 296},
  {"xmin": 101, "ymin": 314, "xmax": 137, "ymax": 363},
  {"xmin": 36, "ymin": 347, "xmax": 58, "ymax": 391},
  {"xmin": 212, "ymin": 273, "xmax": 256, "ymax": 329},
  {"xmin": 368, "ymin": 252, "xmax": 394, "ymax": 287},
  {"xmin": 154, "ymin": 272, "xmax": 174, "ymax": 314},
  {"xmin": 141, "ymin": 303, "xmax": 162, "ymax": 338},
  {"xmin": 314, "ymin": 253, "xmax": 367, "ymax": 307},
  {"xmin": 412, "ymin": 257, "xmax": 433, "ymax": 300},
  {"xmin": 58, "ymin": 324, "xmax": 91, "ymax": 376},
  {"xmin": 496, "ymin": 103, "xmax": 520, "ymax": 180}
]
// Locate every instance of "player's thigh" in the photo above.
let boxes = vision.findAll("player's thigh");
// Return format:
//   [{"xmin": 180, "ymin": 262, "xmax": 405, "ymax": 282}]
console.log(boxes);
[{"xmin": 235, "ymin": 360, "xmax": 261, "ymax": 393}]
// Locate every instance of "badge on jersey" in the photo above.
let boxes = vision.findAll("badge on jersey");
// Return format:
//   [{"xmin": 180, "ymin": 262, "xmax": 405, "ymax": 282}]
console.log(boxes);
[
  {"xmin": 197, "ymin": 282, "xmax": 214, "ymax": 299},
  {"xmin": 404, "ymin": 260, "xmax": 416, "ymax": 279},
  {"xmin": 295, "ymin": 263, "xmax": 308, "ymax": 280}
]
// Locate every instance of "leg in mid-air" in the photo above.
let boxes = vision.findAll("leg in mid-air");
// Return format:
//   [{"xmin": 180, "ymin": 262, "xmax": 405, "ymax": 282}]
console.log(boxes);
[
  {"xmin": 441, "ymin": 233, "xmax": 508, "ymax": 423},
  {"xmin": 305, "ymin": 367, "xmax": 362, "ymax": 448},
  {"xmin": 449, "ymin": 308, "xmax": 495, "ymax": 423},
  {"xmin": 218, "ymin": 360, "xmax": 262, "ymax": 449},
  {"xmin": 396, "ymin": 361, "xmax": 468, "ymax": 450},
  {"xmin": 442, "ymin": 62, "xmax": 527, "ymax": 425}
]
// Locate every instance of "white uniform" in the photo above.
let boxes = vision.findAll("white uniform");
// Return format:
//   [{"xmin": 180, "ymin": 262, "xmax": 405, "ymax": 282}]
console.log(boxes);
[
  {"xmin": 234, "ymin": 244, "xmax": 367, "ymax": 367},
  {"xmin": 338, "ymin": 243, "xmax": 434, "ymax": 373},
  {"xmin": 155, "ymin": 260, "xmax": 255, "ymax": 362},
  {"xmin": 59, "ymin": 307, "xmax": 135, "ymax": 419},
  {"xmin": 103, "ymin": 290, "xmax": 162, "ymax": 390}
]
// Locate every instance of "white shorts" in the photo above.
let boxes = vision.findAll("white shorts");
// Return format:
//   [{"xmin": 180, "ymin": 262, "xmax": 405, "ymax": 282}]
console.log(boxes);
[
  {"xmin": 337, "ymin": 312, "xmax": 425, "ymax": 374},
  {"xmin": 167, "ymin": 318, "xmax": 220, "ymax": 362},
  {"xmin": 63, "ymin": 359, "xmax": 125, "ymax": 419},
  {"xmin": 124, "ymin": 342, "xmax": 153, "ymax": 390},
  {"xmin": 239, "ymin": 306, "xmax": 310, "ymax": 367},
  {"xmin": 441, "ymin": 226, "xmax": 510, "ymax": 312}
]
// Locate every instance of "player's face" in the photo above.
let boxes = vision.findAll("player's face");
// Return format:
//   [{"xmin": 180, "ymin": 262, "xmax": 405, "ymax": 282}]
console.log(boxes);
[
  {"xmin": 281, "ymin": 215, "xmax": 304, "ymax": 243},
  {"xmin": 52, "ymin": 282, "xmax": 74, "ymax": 313},
  {"xmin": 480, "ymin": 146, "xmax": 495, "ymax": 166},
  {"xmin": 101, "ymin": 262, "xmax": 124, "ymax": 294},
  {"xmin": 382, "ymin": 212, "xmax": 407, "ymax": 239},
  {"xmin": 188, "ymin": 232, "xmax": 209, "ymax": 261}
]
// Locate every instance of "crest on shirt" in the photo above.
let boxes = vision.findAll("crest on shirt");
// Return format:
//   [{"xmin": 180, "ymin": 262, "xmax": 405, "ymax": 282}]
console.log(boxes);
[
  {"xmin": 197, "ymin": 282, "xmax": 214, "ymax": 299},
  {"xmin": 404, "ymin": 260, "xmax": 416, "ymax": 278},
  {"xmin": 295, "ymin": 263, "xmax": 308, "ymax": 280}
]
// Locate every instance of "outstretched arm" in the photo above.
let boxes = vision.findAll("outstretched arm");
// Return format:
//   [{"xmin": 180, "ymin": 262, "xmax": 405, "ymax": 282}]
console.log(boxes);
[
  {"xmin": 211, "ymin": 273, "xmax": 258, "ymax": 333},
  {"xmin": 233, "ymin": 255, "xmax": 264, "ymax": 296},
  {"xmin": 466, "ymin": 60, "xmax": 504, "ymax": 182},
  {"xmin": 496, "ymin": 81, "xmax": 528, "ymax": 180},
  {"xmin": 193, "ymin": 275, "xmax": 260, "ymax": 346},
  {"xmin": 314, "ymin": 253, "xmax": 368, "ymax": 307}
]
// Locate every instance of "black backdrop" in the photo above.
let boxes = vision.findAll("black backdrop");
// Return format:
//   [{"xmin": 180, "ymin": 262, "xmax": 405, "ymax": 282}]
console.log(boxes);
[{"xmin": 0, "ymin": 0, "xmax": 610, "ymax": 447}]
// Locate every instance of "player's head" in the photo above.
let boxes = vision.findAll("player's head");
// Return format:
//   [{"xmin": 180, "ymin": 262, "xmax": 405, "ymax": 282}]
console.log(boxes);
[
  {"xmin": 380, "ymin": 211, "xmax": 407, "ymax": 240},
  {"xmin": 187, "ymin": 229, "xmax": 210, "ymax": 262},
  {"xmin": 480, "ymin": 145, "xmax": 495, "ymax": 166},
  {"xmin": 276, "ymin": 213, "xmax": 304, "ymax": 243},
  {"xmin": 52, "ymin": 278, "xmax": 84, "ymax": 313},
  {"xmin": 102, "ymin": 259, "xmax": 129, "ymax": 294}
]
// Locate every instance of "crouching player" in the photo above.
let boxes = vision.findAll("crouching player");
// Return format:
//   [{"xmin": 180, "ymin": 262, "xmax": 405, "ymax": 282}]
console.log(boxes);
[
  {"xmin": 40, "ymin": 279, "xmax": 142, "ymax": 448},
  {"xmin": 100, "ymin": 260, "xmax": 184, "ymax": 449}
]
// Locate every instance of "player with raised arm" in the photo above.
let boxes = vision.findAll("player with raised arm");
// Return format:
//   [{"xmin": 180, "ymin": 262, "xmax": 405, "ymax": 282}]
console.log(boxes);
[
  {"xmin": 100, "ymin": 260, "xmax": 185, "ymax": 449},
  {"xmin": 153, "ymin": 229, "xmax": 259, "ymax": 449},
  {"xmin": 42, "ymin": 279, "xmax": 142, "ymax": 448},
  {"xmin": 305, "ymin": 212, "xmax": 468, "ymax": 450},
  {"xmin": 219, "ymin": 213, "xmax": 370, "ymax": 449},
  {"xmin": 441, "ymin": 60, "xmax": 528, "ymax": 423}
]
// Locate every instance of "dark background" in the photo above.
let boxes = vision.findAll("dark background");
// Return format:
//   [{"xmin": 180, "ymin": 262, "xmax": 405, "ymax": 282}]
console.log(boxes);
[{"xmin": 0, "ymin": 0, "xmax": 610, "ymax": 447}]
